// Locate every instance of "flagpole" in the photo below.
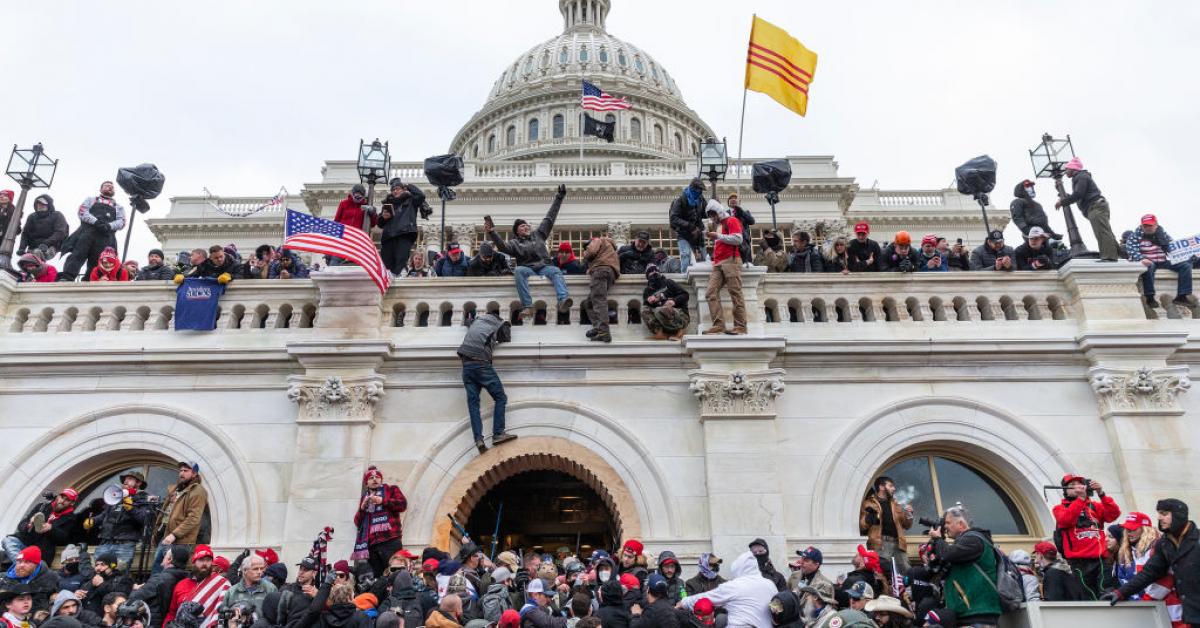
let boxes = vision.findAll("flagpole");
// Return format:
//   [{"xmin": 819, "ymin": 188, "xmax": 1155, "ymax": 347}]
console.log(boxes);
[
  {"xmin": 735, "ymin": 14, "xmax": 754, "ymax": 199},
  {"xmin": 580, "ymin": 79, "xmax": 585, "ymax": 160}
]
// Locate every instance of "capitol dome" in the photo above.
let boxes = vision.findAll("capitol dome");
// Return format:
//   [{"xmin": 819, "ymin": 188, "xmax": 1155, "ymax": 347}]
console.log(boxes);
[{"xmin": 450, "ymin": 0, "xmax": 716, "ymax": 162}]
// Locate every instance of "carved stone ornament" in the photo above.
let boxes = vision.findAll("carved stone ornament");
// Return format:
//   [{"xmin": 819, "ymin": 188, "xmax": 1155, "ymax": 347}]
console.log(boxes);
[
  {"xmin": 451, "ymin": 223, "xmax": 479, "ymax": 253},
  {"xmin": 287, "ymin": 375, "xmax": 385, "ymax": 423},
  {"xmin": 1089, "ymin": 366, "xmax": 1191, "ymax": 416},
  {"xmin": 689, "ymin": 369, "xmax": 786, "ymax": 419},
  {"xmin": 419, "ymin": 222, "xmax": 444, "ymax": 249},
  {"xmin": 606, "ymin": 220, "xmax": 633, "ymax": 246},
  {"xmin": 791, "ymin": 218, "xmax": 849, "ymax": 245}
]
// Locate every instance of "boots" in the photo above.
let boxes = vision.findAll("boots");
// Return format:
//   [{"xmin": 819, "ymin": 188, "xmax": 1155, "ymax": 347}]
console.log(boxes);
[{"xmin": 703, "ymin": 325, "xmax": 727, "ymax": 335}]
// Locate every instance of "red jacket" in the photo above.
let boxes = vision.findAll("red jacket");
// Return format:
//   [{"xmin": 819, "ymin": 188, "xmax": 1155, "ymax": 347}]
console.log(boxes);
[
  {"xmin": 712, "ymin": 216, "xmax": 743, "ymax": 264},
  {"xmin": 334, "ymin": 195, "xmax": 376, "ymax": 231},
  {"xmin": 354, "ymin": 484, "xmax": 408, "ymax": 546},
  {"xmin": 1053, "ymin": 495, "xmax": 1121, "ymax": 559}
]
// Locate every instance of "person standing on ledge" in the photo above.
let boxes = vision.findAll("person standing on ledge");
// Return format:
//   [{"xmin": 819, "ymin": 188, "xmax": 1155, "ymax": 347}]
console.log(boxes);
[
  {"xmin": 486, "ymin": 184, "xmax": 571, "ymax": 321},
  {"xmin": 60, "ymin": 181, "xmax": 126, "ymax": 281},
  {"xmin": 457, "ymin": 311, "xmax": 518, "ymax": 454},
  {"xmin": 353, "ymin": 466, "xmax": 409, "ymax": 578},
  {"xmin": 702, "ymin": 200, "xmax": 746, "ymax": 335},
  {"xmin": 1056, "ymin": 157, "xmax": 1120, "ymax": 261}
]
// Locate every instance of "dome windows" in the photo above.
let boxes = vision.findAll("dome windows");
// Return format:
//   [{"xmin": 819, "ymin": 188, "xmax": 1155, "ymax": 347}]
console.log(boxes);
[
  {"xmin": 541, "ymin": 51, "xmax": 550, "ymax": 68},
  {"xmin": 653, "ymin": 124, "xmax": 664, "ymax": 145},
  {"xmin": 634, "ymin": 56, "xmax": 645, "ymax": 73},
  {"xmin": 618, "ymin": 50, "xmax": 627, "ymax": 66},
  {"xmin": 528, "ymin": 118, "xmax": 540, "ymax": 142},
  {"xmin": 579, "ymin": 46, "xmax": 589, "ymax": 62},
  {"xmin": 506, "ymin": 125, "xmax": 517, "ymax": 147},
  {"xmin": 599, "ymin": 48, "xmax": 609, "ymax": 64},
  {"xmin": 630, "ymin": 117, "xmax": 641, "ymax": 141},
  {"xmin": 552, "ymin": 114, "xmax": 565, "ymax": 139},
  {"xmin": 560, "ymin": 48, "xmax": 569, "ymax": 64},
  {"xmin": 487, "ymin": 134, "xmax": 496, "ymax": 154}
]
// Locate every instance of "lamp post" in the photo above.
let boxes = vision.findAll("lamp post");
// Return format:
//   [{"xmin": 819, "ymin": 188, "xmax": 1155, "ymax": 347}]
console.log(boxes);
[
  {"xmin": 2, "ymin": 143, "xmax": 58, "ymax": 272},
  {"xmin": 1030, "ymin": 133, "xmax": 1090, "ymax": 257},
  {"xmin": 699, "ymin": 137, "xmax": 729, "ymax": 203},
  {"xmin": 357, "ymin": 139, "xmax": 390, "ymax": 231}
]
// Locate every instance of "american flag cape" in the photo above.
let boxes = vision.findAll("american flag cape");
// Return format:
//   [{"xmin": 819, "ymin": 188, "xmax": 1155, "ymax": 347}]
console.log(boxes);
[
  {"xmin": 188, "ymin": 573, "xmax": 231, "ymax": 628},
  {"xmin": 581, "ymin": 80, "xmax": 632, "ymax": 111},
  {"xmin": 283, "ymin": 208, "xmax": 390, "ymax": 294}
]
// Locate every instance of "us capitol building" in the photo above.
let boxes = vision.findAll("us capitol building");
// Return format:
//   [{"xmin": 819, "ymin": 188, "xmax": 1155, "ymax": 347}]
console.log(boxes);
[{"xmin": 1, "ymin": 4, "xmax": 1195, "ymax": 623}]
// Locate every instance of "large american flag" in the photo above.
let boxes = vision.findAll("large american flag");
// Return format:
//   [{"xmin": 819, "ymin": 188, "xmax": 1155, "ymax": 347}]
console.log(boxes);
[
  {"xmin": 283, "ymin": 208, "xmax": 390, "ymax": 293},
  {"xmin": 188, "ymin": 573, "xmax": 231, "ymax": 628},
  {"xmin": 581, "ymin": 80, "xmax": 632, "ymax": 111}
]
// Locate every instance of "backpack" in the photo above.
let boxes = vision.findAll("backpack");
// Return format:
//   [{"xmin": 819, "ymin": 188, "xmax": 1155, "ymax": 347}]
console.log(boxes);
[{"xmin": 965, "ymin": 532, "xmax": 1026, "ymax": 612}]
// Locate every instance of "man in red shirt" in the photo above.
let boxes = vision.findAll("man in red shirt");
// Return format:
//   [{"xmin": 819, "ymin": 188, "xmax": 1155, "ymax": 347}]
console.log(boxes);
[
  {"xmin": 1052, "ymin": 474, "xmax": 1121, "ymax": 599},
  {"xmin": 702, "ymin": 200, "xmax": 747, "ymax": 335},
  {"xmin": 329, "ymin": 184, "xmax": 377, "ymax": 266}
]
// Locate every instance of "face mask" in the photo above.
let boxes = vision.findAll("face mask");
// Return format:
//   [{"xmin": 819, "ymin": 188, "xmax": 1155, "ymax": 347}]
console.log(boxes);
[
  {"xmin": 1025, "ymin": 186, "xmax": 1036, "ymax": 199},
  {"xmin": 64, "ymin": 562, "xmax": 80, "ymax": 575},
  {"xmin": 598, "ymin": 570, "xmax": 611, "ymax": 582}
]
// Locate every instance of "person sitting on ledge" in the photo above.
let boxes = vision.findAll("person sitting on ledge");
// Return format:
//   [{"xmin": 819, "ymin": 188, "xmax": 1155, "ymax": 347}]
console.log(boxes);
[
  {"xmin": 1126, "ymin": 213, "xmax": 1193, "ymax": 309},
  {"xmin": 643, "ymin": 264, "xmax": 689, "ymax": 341},
  {"xmin": 486, "ymin": 184, "xmax": 571, "ymax": 321}
]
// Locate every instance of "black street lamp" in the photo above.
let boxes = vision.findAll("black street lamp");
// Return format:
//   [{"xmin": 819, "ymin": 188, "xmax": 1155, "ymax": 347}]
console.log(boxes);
[
  {"xmin": 357, "ymin": 138, "xmax": 390, "ymax": 231},
  {"xmin": 2, "ymin": 143, "xmax": 58, "ymax": 272},
  {"xmin": 1030, "ymin": 132, "xmax": 1090, "ymax": 257},
  {"xmin": 698, "ymin": 137, "xmax": 728, "ymax": 201}
]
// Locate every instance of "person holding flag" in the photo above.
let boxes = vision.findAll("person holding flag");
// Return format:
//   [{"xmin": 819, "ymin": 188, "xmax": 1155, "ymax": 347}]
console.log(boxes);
[
  {"xmin": 164, "ymin": 545, "xmax": 231, "ymax": 628},
  {"xmin": 283, "ymin": 209, "xmax": 391, "ymax": 294}
]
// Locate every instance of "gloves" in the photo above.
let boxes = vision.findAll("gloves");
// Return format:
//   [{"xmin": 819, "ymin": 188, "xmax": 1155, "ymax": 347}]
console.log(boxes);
[
  {"xmin": 83, "ymin": 517, "xmax": 94, "ymax": 531},
  {"xmin": 173, "ymin": 274, "xmax": 184, "ymax": 285},
  {"xmin": 217, "ymin": 272, "xmax": 232, "ymax": 284},
  {"xmin": 556, "ymin": 184, "xmax": 567, "ymax": 199},
  {"xmin": 514, "ymin": 568, "xmax": 530, "ymax": 589},
  {"xmin": 324, "ymin": 569, "xmax": 337, "ymax": 586},
  {"xmin": 237, "ymin": 548, "xmax": 251, "ymax": 561},
  {"xmin": 1101, "ymin": 591, "xmax": 1122, "ymax": 606},
  {"xmin": 121, "ymin": 496, "xmax": 133, "ymax": 511}
]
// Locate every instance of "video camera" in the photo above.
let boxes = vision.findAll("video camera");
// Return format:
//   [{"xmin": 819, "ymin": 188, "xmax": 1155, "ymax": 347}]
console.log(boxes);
[
  {"xmin": 166, "ymin": 602, "xmax": 206, "ymax": 628},
  {"xmin": 116, "ymin": 601, "xmax": 151, "ymax": 628},
  {"xmin": 217, "ymin": 603, "xmax": 256, "ymax": 628}
]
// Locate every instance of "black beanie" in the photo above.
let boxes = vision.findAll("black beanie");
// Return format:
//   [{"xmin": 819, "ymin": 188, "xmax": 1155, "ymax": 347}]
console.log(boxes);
[
  {"xmin": 170, "ymin": 546, "xmax": 190, "ymax": 567},
  {"xmin": 149, "ymin": 248, "xmax": 165, "ymax": 259},
  {"xmin": 513, "ymin": 218, "xmax": 528, "ymax": 233}
]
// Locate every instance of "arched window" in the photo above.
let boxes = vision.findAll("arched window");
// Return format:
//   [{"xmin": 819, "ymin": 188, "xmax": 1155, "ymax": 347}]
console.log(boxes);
[
  {"xmin": 506, "ymin": 125, "xmax": 517, "ymax": 147},
  {"xmin": 630, "ymin": 117, "xmax": 641, "ymax": 141},
  {"xmin": 874, "ymin": 454, "xmax": 1030, "ymax": 535},
  {"xmin": 71, "ymin": 460, "xmax": 214, "ymax": 548},
  {"xmin": 634, "ymin": 56, "xmax": 645, "ymax": 73},
  {"xmin": 673, "ymin": 133, "xmax": 682, "ymax": 151},
  {"xmin": 654, "ymin": 124, "xmax": 664, "ymax": 145},
  {"xmin": 560, "ymin": 48, "xmax": 569, "ymax": 64},
  {"xmin": 605, "ymin": 113, "xmax": 615, "ymax": 124},
  {"xmin": 618, "ymin": 50, "xmax": 628, "ymax": 67},
  {"xmin": 651, "ymin": 63, "xmax": 659, "ymax": 79},
  {"xmin": 528, "ymin": 118, "xmax": 539, "ymax": 142},
  {"xmin": 579, "ymin": 47, "xmax": 589, "ymax": 62},
  {"xmin": 472, "ymin": 144, "xmax": 479, "ymax": 159},
  {"xmin": 541, "ymin": 51, "xmax": 550, "ymax": 68},
  {"xmin": 599, "ymin": 48, "xmax": 609, "ymax": 64},
  {"xmin": 487, "ymin": 134, "xmax": 496, "ymax": 153},
  {"xmin": 524, "ymin": 56, "xmax": 534, "ymax": 74},
  {"xmin": 552, "ymin": 114, "xmax": 565, "ymax": 139}
]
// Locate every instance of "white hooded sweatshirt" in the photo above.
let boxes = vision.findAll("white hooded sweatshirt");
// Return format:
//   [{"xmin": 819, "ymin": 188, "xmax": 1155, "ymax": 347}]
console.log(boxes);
[{"xmin": 681, "ymin": 551, "xmax": 776, "ymax": 628}]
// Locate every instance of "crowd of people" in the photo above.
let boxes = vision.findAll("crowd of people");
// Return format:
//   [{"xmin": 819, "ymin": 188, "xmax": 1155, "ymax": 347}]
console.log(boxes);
[{"xmin": 3, "ymin": 463, "xmax": 1197, "ymax": 628}]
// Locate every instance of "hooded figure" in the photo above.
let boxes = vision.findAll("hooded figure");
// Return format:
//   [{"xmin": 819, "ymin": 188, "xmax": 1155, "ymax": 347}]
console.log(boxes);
[
  {"xmin": 680, "ymin": 552, "xmax": 776, "ymax": 628},
  {"xmin": 767, "ymin": 590, "xmax": 803, "ymax": 628},
  {"xmin": 684, "ymin": 553, "xmax": 725, "ymax": 596},
  {"xmin": 594, "ymin": 578, "xmax": 631, "ymax": 628},
  {"xmin": 88, "ymin": 247, "xmax": 130, "ymax": 282},
  {"xmin": 19, "ymin": 194, "xmax": 68, "ymax": 258},
  {"xmin": 1009, "ymin": 180, "xmax": 1062, "ymax": 239},
  {"xmin": 668, "ymin": 178, "xmax": 708, "ymax": 272},
  {"xmin": 655, "ymin": 551, "xmax": 686, "ymax": 603},
  {"xmin": 16, "ymin": 253, "xmax": 57, "ymax": 283},
  {"xmin": 1111, "ymin": 499, "xmax": 1200, "ymax": 624},
  {"xmin": 748, "ymin": 539, "xmax": 788, "ymax": 592}
]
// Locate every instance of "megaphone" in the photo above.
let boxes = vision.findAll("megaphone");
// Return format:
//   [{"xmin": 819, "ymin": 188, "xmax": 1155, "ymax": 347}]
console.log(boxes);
[{"xmin": 103, "ymin": 485, "xmax": 125, "ymax": 506}]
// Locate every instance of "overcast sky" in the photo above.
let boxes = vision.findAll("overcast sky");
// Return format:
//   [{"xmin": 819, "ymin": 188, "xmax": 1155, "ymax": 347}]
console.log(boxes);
[{"xmin": 2, "ymin": 0, "xmax": 1197, "ymax": 260}]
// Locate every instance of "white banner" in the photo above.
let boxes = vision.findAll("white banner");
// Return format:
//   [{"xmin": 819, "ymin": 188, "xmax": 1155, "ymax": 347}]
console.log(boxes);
[{"xmin": 1168, "ymin": 234, "xmax": 1200, "ymax": 264}]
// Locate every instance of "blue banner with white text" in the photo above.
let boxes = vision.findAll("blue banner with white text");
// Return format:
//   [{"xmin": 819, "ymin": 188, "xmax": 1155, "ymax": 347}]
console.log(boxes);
[{"xmin": 174, "ymin": 278, "xmax": 225, "ymax": 330}]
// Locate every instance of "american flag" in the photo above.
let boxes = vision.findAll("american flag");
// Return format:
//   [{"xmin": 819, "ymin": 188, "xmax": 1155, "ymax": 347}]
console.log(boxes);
[
  {"xmin": 581, "ymin": 80, "xmax": 632, "ymax": 111},
  {"xmin": 283, "ymin": 208, "xmax": 390, "ymax": 294},
  {"xmin": 188, "ymin": 573, "xmax": 231, "ymax": 628},
  {"xmin": 256, "ymin": 187, "xmax": 287, "ymax": 212}
]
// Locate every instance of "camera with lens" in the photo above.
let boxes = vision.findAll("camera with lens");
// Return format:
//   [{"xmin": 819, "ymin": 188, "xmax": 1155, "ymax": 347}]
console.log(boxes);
[
  {"xmin": 1032, "ymin": 255, "xmax": 1051, "ymax": 268},
  {"xmin": 217, "ymin": 602, "xmax": 257, "ymax": 627},
  {"xmin": 166, "ymin": 602, "xmax": 206, "ymax": 628},
  {"xmin": 897, "ymin": 258, "xmax": 915, "ymax": 273},
  {"xmin": 116, "ymin": 601, "xmax": 151, "ymax": 627},
  {"xmin": 918, "ymin": 516, "xmax": 945, "ymax": 531}
]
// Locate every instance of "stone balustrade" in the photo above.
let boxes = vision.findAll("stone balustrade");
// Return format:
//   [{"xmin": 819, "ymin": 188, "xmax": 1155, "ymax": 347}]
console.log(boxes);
[{"xmin": 0, "ymin": 260, "xmax": 1180, "ymax": 339}]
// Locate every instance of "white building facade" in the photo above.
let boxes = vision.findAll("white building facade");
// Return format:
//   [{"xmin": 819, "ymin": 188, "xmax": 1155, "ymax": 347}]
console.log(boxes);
[{"xmin": 0, "ymin": 3, "xmax": 1195, "ymax": 625}]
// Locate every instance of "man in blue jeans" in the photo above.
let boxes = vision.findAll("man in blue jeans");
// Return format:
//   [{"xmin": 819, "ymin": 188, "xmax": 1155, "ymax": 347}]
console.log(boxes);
[
  {"xmin": 669, "ymin": 178, "xmax": 708, "ymax": 273},
  {"xmin": 1126, "ymin": 213, "xmax": 1193, "ymax": 309},
  {"xmin": 457, "ymin": 312, "xmax": 518, "ymax": 454},
  {"xmin": 487, "ymin": 184, "xmax": 571, "ymax": 321}
]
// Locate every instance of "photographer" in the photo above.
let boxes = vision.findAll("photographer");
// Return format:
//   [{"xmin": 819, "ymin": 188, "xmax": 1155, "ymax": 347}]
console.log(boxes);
[
  {"xmin": 221, "ymin": 555, "xmax": 275, "ymax": 617},
  {"xmin": 928, "ymin": 506, "xmax": 1000, "ymax": 628},
  {"xmin": 859, "ymin": 477, "xmax": 914, "ymax": 576},
  {"xmin": 917, "ymin": 235, "xmax": 947, "ymax": 272},
  {"xmin": 166, "ymin": 601, "xmax": 206, "ymax": 628},
  {"xmin": 84, "ymin": 471, "xmax": 154, "ymax": 571},
  {"xmin": 113, "ymin": 600, "xmax": 151, "ymax": 628},
  {"xmin": 882, "ymin": 232, "xmax": 920, "ymax": 273},
  {"xmin": 295, "ymin": 572, "xmax": 372, "ymax": 628},
  {"xmin": 1015, "ymin": 228, "xmax": 1057, "ymax": 271},
  {"xmin": 377, "ymin": 178, "xmax": 429, "ymax": 277},
  {"xmin": 1052, "ymin": 474, "xmax": 1121, "ymax": 599},
  {"xmin": 240, "ymin": 246, "xmax": 275, "ymax": 280},
  {"xmin": 3, "ymin": 487, "xmax": 79, "ymax": 566}
]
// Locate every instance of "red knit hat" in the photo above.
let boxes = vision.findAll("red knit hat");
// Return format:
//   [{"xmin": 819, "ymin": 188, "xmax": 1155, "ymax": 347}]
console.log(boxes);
[
  {"xmin": 214, "ymin": 556, "xmax": 231, "ymax": 572},
  {"xmin": 60, "ymin": 488, "xmax": 79, "ymax": 502},
  {"xmin": 363, "ymin": 465, "xmax": 383, "ymax": 483},
  {"xmin": 498, "ymin": 610, "xmax": 521, "ymax": 628},
  {"xmin": 622, "ymin": 539, "xmax": 644, "ymax": 555},
  {"xmin": 0, "ymin": 190, "xmax": 13, "ymax": 201},
  {"xmin": 856, "ymin": 544, "xmax": 881, "ymax": 573},
  {"xmin": 17, "ymin": 546, "xmax": 41, "ymax": 564}
]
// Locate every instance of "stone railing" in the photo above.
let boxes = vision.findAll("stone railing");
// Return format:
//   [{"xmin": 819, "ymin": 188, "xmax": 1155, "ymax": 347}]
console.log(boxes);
[{"xmin": 0, "ymin": 261, "xmax": 1172, "ymax": 338}]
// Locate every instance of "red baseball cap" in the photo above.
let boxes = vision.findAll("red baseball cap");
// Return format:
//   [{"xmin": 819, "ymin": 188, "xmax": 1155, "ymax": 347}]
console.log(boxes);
[
  {"xmin": 192, "ymin": 545, "xmax": 214, "ymax": 561},
  {"xmin": 1061, "ymin": 474, "xmax": 1087, "ymax": 486},
  {"xmin": 498, "ymin": 609, "xmax": 521, "ymax": 628},
  {"xmin": 421, "ymin": 558, "xmax": 440, "ymax": 573},
  {"xmin": 1033, "ymin": 541, "xmax": 1057, "ymax": 558},
  {"xmin": 693, "ymin": 597, "xmax": 715, "ymax": 616},
  {"xmin": 1141, "ymin": 214, "xmax": 1157, "ymax": 226},
  {"xmin": 214, "ymin": 556, "xmax": 231, "ymax": 572},
  {"xmin": 619, "ymin": 573, "xmax": 640, "ymax": 590},
  {"xmin": 622, "ymin": 539, "xmax": 644, "ymax": 555},
  {"xmin": 392, "ymin": 549, "xmax": 418, "ymax": 560},
  {"xmin": 856, "ymin": 544, "xmax": 881, "ymax": 572},
  {"xmin": 256, "ymin": 548, "xmax": 279, "ymax": 565},
  {"xmin": 1122, "ymin": 512, "xmax": 1153, "ymax": 530},
  {"xmin": 854, "ymin": 222, "xmax": 870, "ymax": 234},
  {"xmin": 921, "ymin": 234, "xmax": 938, "ymax": 247}
]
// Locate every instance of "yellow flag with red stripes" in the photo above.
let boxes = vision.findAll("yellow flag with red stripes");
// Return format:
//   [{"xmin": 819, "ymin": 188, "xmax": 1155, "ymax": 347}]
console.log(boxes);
[{"xmin": 745, "ymin": 16, "xmax": 818, "ymax": 117}]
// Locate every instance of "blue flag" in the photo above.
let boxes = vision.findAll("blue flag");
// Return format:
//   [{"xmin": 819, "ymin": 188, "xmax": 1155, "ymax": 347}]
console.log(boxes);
[{"xmin": 174, "ymin": 278, "xmax": 226, "ymax": 330}]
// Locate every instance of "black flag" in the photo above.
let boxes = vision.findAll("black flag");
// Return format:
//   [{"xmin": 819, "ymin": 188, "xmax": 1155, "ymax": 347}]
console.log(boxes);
[{"xmin": 583, "ymin": 114, "xmax": 615, "ymax": 143}]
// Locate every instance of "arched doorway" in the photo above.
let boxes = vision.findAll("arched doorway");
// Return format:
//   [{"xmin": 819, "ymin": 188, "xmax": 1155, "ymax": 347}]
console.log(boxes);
[{"xmin": 464, "ymin": 470, "xmax": 619, "ymax": 558}]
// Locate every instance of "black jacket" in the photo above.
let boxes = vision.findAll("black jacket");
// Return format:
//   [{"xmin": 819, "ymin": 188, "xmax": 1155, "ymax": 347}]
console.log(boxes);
[
  {"xmin": 730, "ymin": 205, "xmax": 755, "ymax": 262},
  {"xmin": 0, "ymin": 561, "xmax": 60, "ymax": 613},
  {"xmin": 129, "ymin": 566, "xmax": 188, "ymax": 621},
  {"xmin": 1062, "ymin": 170, "xmax": 1104, "ymax": 215},
  {"xmin": 19, "ymin": 208, "xmax": 69, "ymax": 253},
  {"xmin": 1014, "ymin": 242, "xmax": 1057, "ymax": 271},
  {"xmin": 81, "ymin": 569, "xmax": 133, "ymax": 615},
  {"xmin": 834, "ymin": 568, "xmax": 876, "ymax": 609},
  {"xmin": 669, "ymin": 193, "xmax": 706, "ymax": 247},
  {"xmin": 466, "ymin": 253, "xmax": 511, "ymax": 276},
  {"xmin": 631, "ymin": 597, "xmax": 680, "ymax": 628},
  {"xmin": 619, "ymin": 243, "xmax": 656, "ymax": 275},
  {"xmin": 749, "ymin": 539, "xmax": 788, "ymax": 592},
  {"xmin": 135, "ymin": 263, "xmax": 176, "ymax": 281},
  {"xmin": 643, "ymin": 276, "xmax": 689, "ymax": 310},
  {"xmin": 1009, "ymin": 182, "xmax": 1051, "ymax": 235},
  {"xmin": 683, "ymin": 573, "xmax": 724, "ymax": 596},
  {"xmin": 787, "ymin": 245, "xmax": 823, "ymax": 273},
  {"xmin": 969, "ymin": 243, "xmax": 1016, "ymax": 271},
  {"xmin": 12, "ymin": 502, "xmax": 76, "ymax": 563},
  {"xmin": 378, "ymin": 184, "xmax": 427, "ymax": 240},
  {"xmin": 882, "ymin": 244, "xmax": 921, "ymax": 272},
  {"xmin": 1119, "ymin": 522, "xmax": 1200, "ymax": 623},
  {"xmin": 188, "ymin": 255, "xmax": 243, "ymax": 280},
  {"xmin": 489, "ymin": 193, "xmax": 564, "ymax": 269},
  {"xmin": 92, "ymin": 493, "xmax": 153, "ymax": 543},
  {"xmin": 296, "ymin": 583, "xmax": 374, "ymax": 628},
  {"xmin": 1040, "ymin": 562, "xmax": 1083, "ymax": 601},
  {"xmin": 847, "ymin": 238, "xmax": 882, "ymax": 272}
]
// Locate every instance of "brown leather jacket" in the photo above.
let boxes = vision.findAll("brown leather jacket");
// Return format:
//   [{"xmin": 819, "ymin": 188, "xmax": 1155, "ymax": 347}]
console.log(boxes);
[
  {"xmin": 584, "ymin": 237, "xmax": 621, "ymax": 277},
  {"xmin": 164, "ymin": 478, "xmax": 208, "ymax": 544},
  {"xmin": 859, "ymin": 493, "xmax": 914, "ymax": 551}
]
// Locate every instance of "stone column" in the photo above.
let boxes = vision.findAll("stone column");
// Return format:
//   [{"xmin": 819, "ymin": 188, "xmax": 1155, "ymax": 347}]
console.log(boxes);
[
  {"xmin": 310, "ymin": 265, "xmax": 385, "ymax": 335},
  {"xmin": 686, "ymin": 336, "xmax": 787, "ymax": 564},
  {"xmin": 419, "ymin": 222, "xmax": 444, "ymax": 254},
  {"xmin": 451, "ymin": 223, "xmax": 478, "ymax": 257},
  {"xmin": 686, "ymin": 265, "xmax": 767, "ymax": 334}
]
